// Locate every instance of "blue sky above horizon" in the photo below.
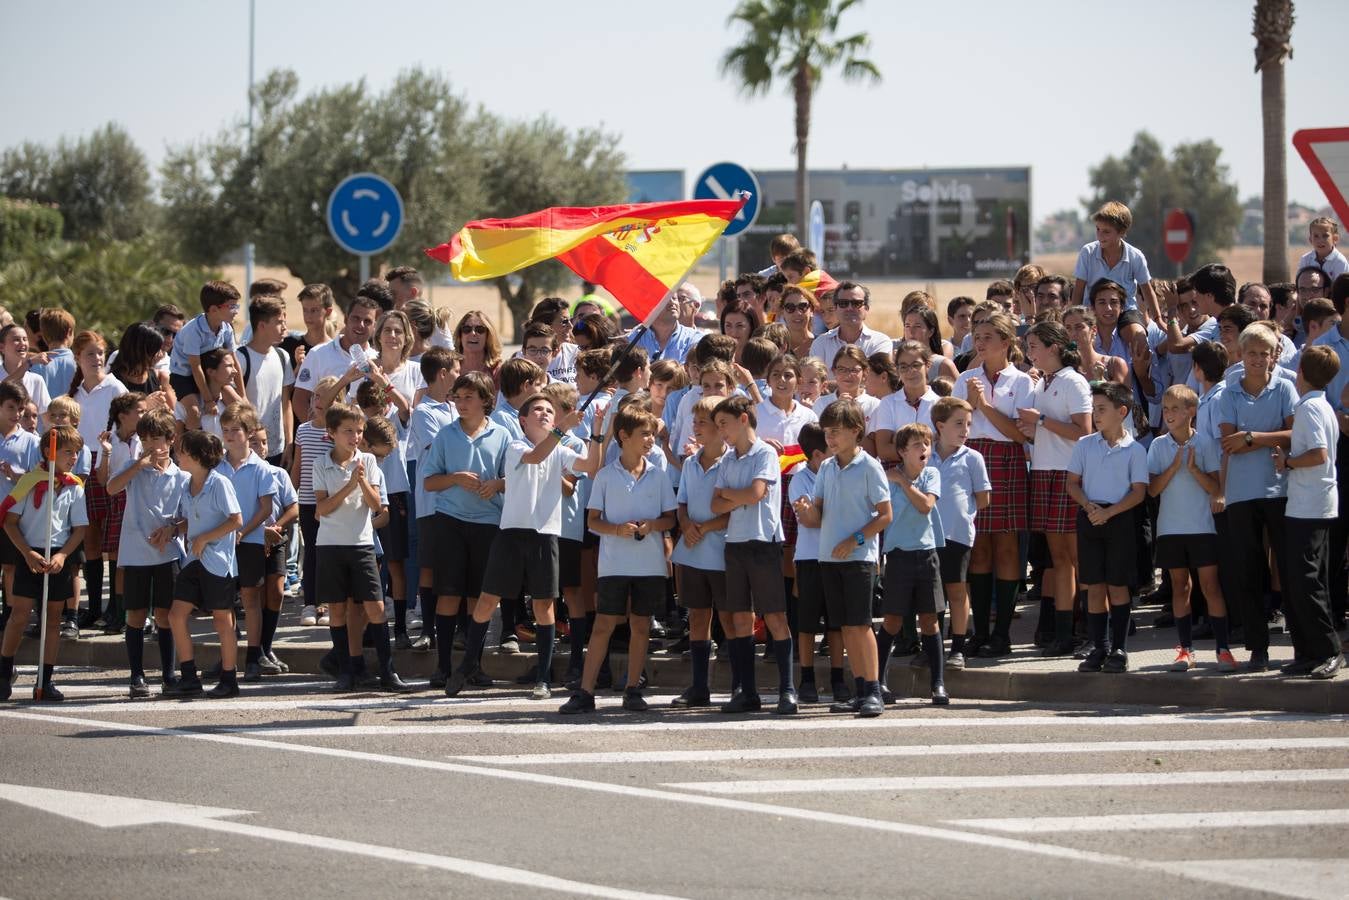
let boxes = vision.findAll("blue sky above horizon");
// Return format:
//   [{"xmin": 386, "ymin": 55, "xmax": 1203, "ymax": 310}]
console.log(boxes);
[{"xmin": 2, "ymin": 0, "xmax": 1344, "ymax": 222}]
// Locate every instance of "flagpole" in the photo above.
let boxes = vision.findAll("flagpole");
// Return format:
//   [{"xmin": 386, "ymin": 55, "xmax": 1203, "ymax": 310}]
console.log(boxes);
[
  {"xmin": 576, "ymin": 257, "xmax": 702, "ymax": 416},
  {"xmin": 33, "ymin": 430, "xmax": 57, "ymax": 701}
]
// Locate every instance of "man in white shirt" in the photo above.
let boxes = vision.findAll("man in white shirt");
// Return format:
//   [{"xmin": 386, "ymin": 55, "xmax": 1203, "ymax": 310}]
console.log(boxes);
[
  {"xmin": 291, "ymin": 296, "xmax": 379, "ymax": 424},
  {"xmin": 809, "ymin": 282, "xmax": 892, "ymax": 366}
]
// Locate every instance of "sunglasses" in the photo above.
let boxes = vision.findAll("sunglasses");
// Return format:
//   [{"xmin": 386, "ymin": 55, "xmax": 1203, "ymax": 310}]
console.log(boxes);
[
  {"xmin": 461, "ymin": 324, "xmax": 488, "ymax": 335},
  {"xmin": 780, "ymin": 302, "xmax": 811, "ymax": 313},
  {"xmin": 833, "ymin": 299, "xmax": 866, "ymax": 309}
]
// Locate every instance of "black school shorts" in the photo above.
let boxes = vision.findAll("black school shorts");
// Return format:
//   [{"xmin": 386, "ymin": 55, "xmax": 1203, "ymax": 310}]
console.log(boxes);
[
  {"xmin": 676, "ymin": 564, "xmax": 724, "ymax": 611},
  {"xmin": 794, "ymin": 558, "xmax": 831, "ymax": 633},
  {"xmin": 316, "ymin": 545, "xmax": 382, "ymax": 604},
  {"xmin": 377, "ymin": 492, "xmax": 409, "ymax": 561},
  {"xmin": 882, "ymin": 548, "xmax": 945, "ymax": 617},
  {"xmin": 559, "ymin": 538, "xmax": 582, "ymax": 590},
  {"xmin": 596, "ymin": 575, "xmax": 665, "ymax": 617},
  {"xmin": 820, "ymin": 560, "xmax": 875, "ymax": 628},
  {"xmin": 12, "ymin": 549, "xmax": 82, "ymax": 603},
  {"xmin": 433, "ymin": 514, "xmax": 498, "ymax": 599},
  {"xmin": 1076, "ymin": 509, "xmax": 1138, "ymax": 587},
  {"xmin": 174, "ymin": 560, "xmax": 236, "ymax": 612},
  {"xmin": 237, "ymin": 543, "xmax": 267, "ymax": 589},
  {"xmin": 481, "ymin": 529, "xmax": 559, "ymax": 601},
  {"xmin": 122, "ymin": 562, "xmax": 179, "ymax": 611},
  {"xmin": 722, "ymin": 541, "xmax": 785, "ymax": 614},
  {"xmin": 1154, "ymin": 533, "xmax": 1219, "ymax": 571}
]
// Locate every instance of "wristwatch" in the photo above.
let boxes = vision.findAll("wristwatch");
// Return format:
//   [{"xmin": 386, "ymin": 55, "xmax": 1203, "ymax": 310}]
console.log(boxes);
[
  {"xmin": 550, "ymin": 427, "xmax": 566, "ymax": 440},
  {"xmin": 589, "ymin": 433, "xmax": 603, "ymax": 443},
  {"xmin": 1037, "ymin": 413, "xmax": 1046, "ymax": 426},
  {"xmin": 853, "ymin": 531, "xmax": 865, "ymax": 546},
  {"xmin": 1244, "ymin": 430, "xmax": 1254, "ymax": 448}
]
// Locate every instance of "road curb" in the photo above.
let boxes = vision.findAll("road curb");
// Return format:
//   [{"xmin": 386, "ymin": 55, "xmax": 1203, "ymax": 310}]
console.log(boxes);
[{"xmin": 18, "ymin": 639, "xmax": 1349, "ymax": 713}]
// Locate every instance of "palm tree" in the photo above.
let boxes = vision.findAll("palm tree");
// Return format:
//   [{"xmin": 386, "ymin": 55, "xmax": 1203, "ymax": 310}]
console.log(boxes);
[
  {"xmin": 1254, "ymin": 0, "xmax": 1295, "ymax": 283},
  {"xmin": 721, "ymin": 0, "xmax": 880, "ymax": 237}
]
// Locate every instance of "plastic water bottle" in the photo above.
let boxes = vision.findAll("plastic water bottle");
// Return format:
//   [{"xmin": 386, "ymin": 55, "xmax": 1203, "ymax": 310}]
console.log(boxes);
[{"xmin": 349, "ymin": 343, "xmax": 373, "ymax": 374}]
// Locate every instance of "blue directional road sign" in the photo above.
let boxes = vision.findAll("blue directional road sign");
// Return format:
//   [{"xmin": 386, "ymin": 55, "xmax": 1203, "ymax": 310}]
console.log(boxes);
[
  {"xmin": 693, "ymin": 162, "xmax": 760, "ymax": 237},
  {"xmin": 327, "ymin": 173, "xmax": 404, "ymax": 256}
]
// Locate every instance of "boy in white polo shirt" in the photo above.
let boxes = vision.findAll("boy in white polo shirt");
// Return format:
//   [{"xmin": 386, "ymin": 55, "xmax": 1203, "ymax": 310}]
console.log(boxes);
[
  {"xmin": 462, "ymin": 393, "xmax": 600, "ymax": 700},
  {"xmin": 312, "ymin": 402, "xmax": 411, "ymax": 693},
  {"xmin": 1273, "ymin": 346, "xmax": 1343, "ymax": 679}
]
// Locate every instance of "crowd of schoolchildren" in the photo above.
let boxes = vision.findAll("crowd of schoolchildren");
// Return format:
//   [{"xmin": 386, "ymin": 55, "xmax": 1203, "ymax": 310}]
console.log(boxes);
[{"xmin": 0, "ymin": 203, "xmax": 1346, "ymax": 715}]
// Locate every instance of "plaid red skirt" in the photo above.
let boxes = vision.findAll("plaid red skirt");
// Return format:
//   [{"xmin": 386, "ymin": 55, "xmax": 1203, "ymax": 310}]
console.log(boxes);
[
  {"xmin": 1028, "ymin": 469, "xmax": 1076, "ymax": 534},
  {"xmin": 968, "ymin": 438, "xmax": 1027, "ymax": 534},
  {"xmin": 780, "ymin": 470, "xmax": 798, "ymax": 548},
  {"xmin": 84, "ymin": 453, "xmax": 112, "ymax": 528},
  {"xmin": 100, "ymin": 490, "xmax": 127, "ymax": 553}
]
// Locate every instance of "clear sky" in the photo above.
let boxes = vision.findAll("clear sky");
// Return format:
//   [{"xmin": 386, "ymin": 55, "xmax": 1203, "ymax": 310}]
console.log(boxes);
[{"xmin": 1, "ymin": 0, "xmax": 1344, "ymax": 222}]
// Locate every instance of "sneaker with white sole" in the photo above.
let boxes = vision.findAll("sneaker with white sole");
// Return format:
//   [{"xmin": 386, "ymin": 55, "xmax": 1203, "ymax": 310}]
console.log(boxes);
[
  {"xmin": 531, "ymin": 682, "xmax": 551, "ymax": 700},
  {"xmin": 299, "ymin": 606, "xmax": 318, "ymax": 626},
  {"xmin": 1169, "ymin": 646, "xmax": 1194, "ymax": 672},
  {"xmin": 317, "ymin": 608, "xmax": 330, "ymax": 626}
]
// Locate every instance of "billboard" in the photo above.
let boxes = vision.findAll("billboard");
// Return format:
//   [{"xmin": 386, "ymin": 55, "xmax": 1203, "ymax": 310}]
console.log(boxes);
[
  {"xmin": 626, "ymin": 169, "xmax": 684, "ymax": 204},
  {"xmin": 738, "ymin": 167, "xmax": 1031, "ymax": 279}
]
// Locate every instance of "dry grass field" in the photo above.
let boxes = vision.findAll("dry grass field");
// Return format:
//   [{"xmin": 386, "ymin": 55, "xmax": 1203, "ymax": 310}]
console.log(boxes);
[{"xmin": 222, "ymin": 245, "xmax": 1307, "ymax": 344}]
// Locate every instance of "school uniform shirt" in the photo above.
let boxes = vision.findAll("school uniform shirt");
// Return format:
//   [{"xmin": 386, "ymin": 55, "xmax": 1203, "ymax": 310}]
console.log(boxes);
[
  {"xmin": 786, "ymin": 463, "xmax": 820, "ymax": 562},
  {"xmin": 1299, "ymin": 247, "xmax": 1348, "ymax": 281},
  {"xmin": 174, "ymin": 396, "xmax": 225, "ymax": 439},
  {"xmin": 883, "ymin": 466, "xmax": 942, "ymax": 553},
  {"xmin": 953, "ymin": 364, "xmax": 1033, "ymax": 443},
  {"xmin": 1073, "ymin": 239, "xmax": 1152, "ymax": 309},
  {"xmin": 420, "ymin": 418, "xmax": 510, "ymax": 525},
  {"xmin": 238, "ymin": 344, "xmax": 295, "ymax": 453},
  {"xmin": 1215, "ymin": 375, "xmax": 1298, "ymax": 504},
  {"xmin": 672, "ymin": 451, "xmax": 726, "ymax": 571},
  {"xmin": 489, "ymin": 399, "xmax": 525, "ymax": 443},
  {"xmin": 311, "ymin": 449, "xmax": 387, "ymax": 546},
  {"xmin": 219, "ymin": 451, "xmax": 277, "ymax": 545},
  {"xmin": 0, "ymin": 366, "xmax": 52, "ymax": 416},
  {"xmin": 406, "ymin": 398, "xmax": 457, "ymax": 518},
  {"xmin": 178, "ymin": 470, "xmax": 240, "ymax": 578},
  {"xmin": 29, "ymin": 347, "xmax": 76, "ymax": 404},
  {"xmin": 116, "ymin": 460, "xmax": 188, "ymax": 566},
  {"xmin": 812, "ymin": 449, "xmax": 889, "ymax": 564},
  {"xmin": 264, "ymin": 460, "xmax": 298, "ymax": 529},
  {"xmin": 0, "ymin": 428, "xmax": 40, "ymax": 498},
  {"xmin": 1028, "ymin": 367, "xmax": 1092, "ymax": 471},
  {"xmin": 755, "ymin": 399, "xmax": 817, "ymax": 447},
  {"xmin": 1223, "ymin": 361, "xmax": 1296, "ymax": 385},
  {"xmin": 662, "ymin": 385, "xmax": 690, "ymax": 439},
  {"xmin": 809, "ymin": 325, "xmax": 893, "ymax": 368},
  {"xmin": 500, "ymin": 438, "xmax": 581, "ymax": 536},
  {"xmin": 933, "ymin": 443, "xmax": 990, "ymax": 549},
  {"xmin": 871, "ymin": 388, "xmax": 938, "ymax": 437},
  {"xmin": 717, "ymin": 438, "xmax": 783, "ymax": 544},
  {"xmin": 1195, "ymin": 382, "xmax": 1226, "ymax": 441},
  {"xmin": 1311, "ymin": 325, "xmax": 1349, "ymax": 415},
  {"xmin": 557, "ymin": 435, "xmax": 589, "ymax": 542},
  {"xmin": 2, "ymin": 467, "xmax": 88, "ymax": 550},
  {"xmin": 1286, "ymin": 391, "xmax": 1339, "ymax": 520},
  {"xmin": 293, "ymin": 337, "xmax": 363, "ymax": 393},
  {"xmin": 1147, "ymin": 432, "xmax": 1221, "ymax": 536},
  {"xmin": 1068, "ymin": 431, "xmax": 1148, "ymax": 505},
  {"xmin": 812, "ymin": 393, "xmax": 882, "ymax": 436},
  {"xmin": 169, "ymin": 313, "xmax": 236, "ymax": 378},
  {"xmin": 73, "ymin": 373, "xmax": 129, "ymax": 455},
  {"xmin": 377, "ymin": 413, "xmax": 411, "ymax": 495},
  {"xmin": 588, "ymin": 456, "xmax": 677, "ymax": 578},
  {"xmin": 636, "ymin": 323, "xmax": 702, "ymax": 365}
]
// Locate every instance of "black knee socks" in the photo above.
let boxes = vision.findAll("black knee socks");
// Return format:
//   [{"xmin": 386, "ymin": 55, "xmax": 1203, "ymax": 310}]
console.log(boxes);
[
  {"xmin": 567, "ymin": 613, "xmax": 589, "ymax": 675},
  {"xmin": 436, "ymin": 614, "xmax": 457, "ymax": 675},
  {"xmin": 260, "ymin": 607, "xmax": 279, "ymax": 654},
  {"xmin": 84, "ymin": 559, "xmax": 104, "ymax": 617},
  {"xmin": 330, "ymin": 625, "xmax": 350, "ymax": 672},
  {"xmin": 126, "ymin": 626, "xmax": 144, "ymax": 677},
  {"xmin": 535, "ymin": 623, "xmax": 556, "ymax": 684},
  {"xmin": 1211, "ymin": 615, "xmax": 1231, "ymax": 651},
  {"xmin": 374, "ymin": 623, "xmax": 391, "ymax": 667},
  {"xmin": 921, "ymin": 633, "xmax": 944, "ymax": 689},
  {"xmin": 1176, "ymin": 612, "xmax": 1193, "ymax": 650},
  {"xmin": 1088, "ymin": 611, "xmax": 1108, "ymax": 650},
  {"xmin": 0, "ymin": 655, "xmax": 13, "ymax": 681},
  {"xmin": 418, "ymin": 588, "xmax": 436, "ymax": 639},
  {"xmin": 393, "ymin": 599, "xmax": 407, "ymax": 636},
  {"xmin": 691, "ymin": 640, "xmax": 711, "ymax": 693},
  {"xmin": 992, "ymin": 579, "xmax": 1019, "ymax": 640},
  {"xmin": 735, "ymin": 636, "xmax": 757, "ymax": 696},
  {"xmin": 875, "ymin": 626, "xmax": 898, "ymax": 684},
  {"xmin": 246, "ymin": 646, "xmax": 261, "ymax": 665},
  {"xmin": 156, "ymin": 628, "xmax": 175, "ymax": 680},
  {"xmin": 1109, "ymin": 603, "xmax": 1131, "ymax": 653},
  {"xmin": 772, "ymin": 634, "xmax": 793, "ymax": 694},
  {"xmin": 969, "ymin": 573, "xmax": 993, "ymax": 639},
  {"xmin": 1054, "ymin": 609, "xmax": 1074, "ymax": 644},
  {"xmin": 459, "ymin": 618, "xmax": 490, "ymax": 673}
]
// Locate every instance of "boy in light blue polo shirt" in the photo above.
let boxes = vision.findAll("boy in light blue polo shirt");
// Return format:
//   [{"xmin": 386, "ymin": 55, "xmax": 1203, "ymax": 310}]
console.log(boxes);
[
  {"xmin": 711, "ymin": 395, "xmax": 792, "ymax": 715},
  {"xmin": 670, "ymin": 395, "xmax": 728, "ymax": 707},
  {"xmin": 1147, "ymin": 385, "xmax": 1233, "ymax": 673},
  {"xmin": 929, "ymin": 397, "xmax": 991, "ymax": 664},
  {"xmin": 1215, "ymin": 325, "xmax": 1298, "ymax": 672},
  {"xmin": 795, "ymin": 399, "xmax": 891, "ymax": 717},
  {"xmin": 1273, "ymin": 346, "xmax": 1343, "ymax": 679},
  {"xmin": 560, "ymin": 406, "xmax": 676, "ymax": 714},
  {"xmin": 880, "ymin": 423, "xmax": 948, "ymax": 706},
  {"xmin": 169, "ymin": 281, "xmax": 245, "ymax": 419},
  {"xmin": 1071, "ymin": 201, "xmax": 1159, "ymax": 319},
  {"xmin": 1067, "ymin": 382, "xmax": 1148, "ymax": 674}
]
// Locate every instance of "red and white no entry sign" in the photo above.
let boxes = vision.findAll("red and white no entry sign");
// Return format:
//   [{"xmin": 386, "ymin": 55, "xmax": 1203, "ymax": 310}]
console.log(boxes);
[{"xmin": 1163, "ymin": 208, "xmax": 1193, "ymax": 264}]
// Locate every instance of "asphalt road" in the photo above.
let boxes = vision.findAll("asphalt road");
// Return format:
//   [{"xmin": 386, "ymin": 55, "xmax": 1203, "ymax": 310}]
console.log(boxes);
[{"xmin": 2, "ymin": 666, "xmax": 1348, "ymax": 900}]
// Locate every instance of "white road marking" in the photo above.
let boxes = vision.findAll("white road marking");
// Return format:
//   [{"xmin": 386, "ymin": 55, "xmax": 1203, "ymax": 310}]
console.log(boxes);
[
  {"xmin": 665, "ymin": 769, "xmax": 1349, "ymax": 795},
  {"xmin": 1151, "ymin": 859, "xmax": 1349, "ymax": 900},
  {"xmin": 0, "ymin": 782, "xmax": 682, "ymax": 900},
  {"xmin": 0, "ymin": 708, "xmax": 1336, "ymax": 900},
  {"xmin": 951, "ymin": 809, "xmax": 1349, "ymax": 834},
  {"xmin": 450, "ymin": 737, "xmax": 1349, "ymax": 766}
]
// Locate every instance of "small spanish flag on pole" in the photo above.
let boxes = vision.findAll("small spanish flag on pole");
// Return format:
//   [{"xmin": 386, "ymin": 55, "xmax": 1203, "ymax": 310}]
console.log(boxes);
[{"xmin": 426, "ymin": 196, "xmax": 748, "ymax": 327}]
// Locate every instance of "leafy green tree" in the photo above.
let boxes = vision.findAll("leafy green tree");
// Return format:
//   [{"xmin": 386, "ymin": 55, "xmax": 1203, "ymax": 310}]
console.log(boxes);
[
  {"xmin": 0, "ymin": 237, "xmax": 215, "ymax": 339},
  {"xmin": 476, "ymin": 116, "xmax": 628, "ymax": 335},
  {"xmin": 1085, "ymin": 132, "xmax": 1241, "ymax": 275},
  {"xmin": 722, "ymin": 0, "xmax": 880, "ymax": 235},
  {"xmin": 0, "ymin": 123, "xmax": 153, "ymax": 242},
  {"xmin": 0, "ymin": 198, "xmax": 63, "ymax": 266},
  {"xmin": 161, "ymin": 68, "xmax": 487, "ymax": 306}
]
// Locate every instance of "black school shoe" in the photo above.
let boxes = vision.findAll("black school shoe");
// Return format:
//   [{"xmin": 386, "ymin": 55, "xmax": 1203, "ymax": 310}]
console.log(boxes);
[
  {"xmin": 1077, "ymin": 648, "xmax": 1108, "ymax": 672},
  {"xmin": 931, "ymin": 683, "xmax": 950, "ymax": 706},
  {"xmin": 129, "ymin": 676, "xmax": 150, "ymax": 699},
  {"xmin": 857, "ymin": 691, "xmax": 884, "ymax": 718},
  {"xmin": 830, "ymin": 681, "xmax": 851, "ymax": 703},
  {"xmin": 719, "ymin": 690, "xmax": 762, "ymax": 714},
  {"xmin": 33, "ymin": 681, "xmax": 64, "ymax": 702},
  {"xmin": 622, "ymin": 688, "xmax": 649, "ymax": 712},
  {"xmin": 1310, "ymin": 654, "xmax": 1345, "ymax": 680},
  {"xmin": 379, "ymin": 664, "xmax": 414, "ymax": 693},
  {"xmin": 797, "ymin": 681, "xmax": 819, "ymax": 703},
  {"xmin": 671, "ymin": 687, "xmax": 711, "ymax": 708},
  {"xmin": 1247, "ymin": 650, "xmax": 1271, "ymax": 672},
  {"xmin": 207, "ymin": 673, "xmax": 240, "ymax": 698},
  {"xmin": 774, "ymin": 689, "xmax": 799, "ymax": 715},
  {"xmin": 559, "ymin": 690, "xmax": 596, "ymax": 714},
  {"xmin": 830, "ymin": 694, "xmax": 862, "ymax": 714},
  {"xmin": 164, "ymin": 676, "xmax": 204, "ymax": 698},
  {"xmin": 977, "ymin": 637, "xmax": 1012, "ymax": 659},
  {"xmin": 1102, "ymin": 649, "xmax": 1129, "ymax": 673},
  {"xmin": 0, "ymin": 676, "xmax": 10, "ymax": 701}
]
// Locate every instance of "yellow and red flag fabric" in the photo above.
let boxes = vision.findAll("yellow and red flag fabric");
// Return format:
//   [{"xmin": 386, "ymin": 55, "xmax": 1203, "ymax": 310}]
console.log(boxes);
[
  {"xmin": 778, "ymin": 444, "xmax": 806, "ymax": 475},
  {"xmin": 797, "ymin": 267, "xmax": 838, "ymax": 297},
  {"xmin": 426, "ymin": 197, "xmax": 747, "ymax": 325},
  {"xmin": 0, "ymin": 466, "xmax": 81, "ymax": 518}
]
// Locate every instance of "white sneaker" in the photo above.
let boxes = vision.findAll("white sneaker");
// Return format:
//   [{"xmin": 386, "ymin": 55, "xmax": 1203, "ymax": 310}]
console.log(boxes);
[
  {"xmin": 317, "ymin": 608, "xmax": 330, "ymax": 626},
  {"xmin": 300, "ymin": 605, "xmax": 318, "ymax": 626},
  {"xmin": 531, "ymin": 682, "xmax": 551, "ymax": 700}
]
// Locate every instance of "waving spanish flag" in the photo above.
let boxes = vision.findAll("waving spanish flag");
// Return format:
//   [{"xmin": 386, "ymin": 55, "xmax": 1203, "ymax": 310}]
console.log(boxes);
[
  {"xmin": 0, "ymin": 466, "xmax": 81, "ymax": 519},
  {"xmin": 426, "ymin": 197, "xmax": 747, "ymax": 325}
]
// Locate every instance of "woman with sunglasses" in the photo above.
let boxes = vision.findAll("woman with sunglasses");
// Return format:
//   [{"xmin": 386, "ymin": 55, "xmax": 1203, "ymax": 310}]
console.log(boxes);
[
  {"xmin": 571, "ymin": 313, "xmax": 614, "ymax": 351},
  {"xmin": 903, "ymin": 307, "xmax": 959, "ymax": 382},
  {"xmin": 720, "ymin": 301, "xmax": 763, "ymax": 364},
  {"xmin": 454, "ymin": 311, "xmax": 503, "ymax": 387},
  {"xmin": 778, "ymin": 286, "xmax": 817, "ymax": 358}
]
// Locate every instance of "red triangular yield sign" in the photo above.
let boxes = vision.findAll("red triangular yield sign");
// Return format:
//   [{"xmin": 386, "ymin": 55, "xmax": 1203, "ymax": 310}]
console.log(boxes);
[{"xmin": 1293, "ymin": 127, "xmax": 1349, "ymax": 227}]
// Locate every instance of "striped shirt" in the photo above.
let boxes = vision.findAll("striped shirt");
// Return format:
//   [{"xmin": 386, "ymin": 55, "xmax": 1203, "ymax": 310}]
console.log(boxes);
[{"xmin": 294, "ymin": 420, "xmax": 332, "ymax": 505}]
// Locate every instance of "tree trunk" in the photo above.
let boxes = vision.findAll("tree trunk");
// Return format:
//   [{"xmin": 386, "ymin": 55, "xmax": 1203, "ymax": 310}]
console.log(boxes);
[
  {"xmin": 1261, "ymin": 60, "xmax": 1288, "ymax": 283},
  {"xmin": 495, "ymin": 275, "xmax": 536, "ymax": 344},
  {"xmin": 793, "ymin": 64, "xmax": 812, "ymax": 241}
]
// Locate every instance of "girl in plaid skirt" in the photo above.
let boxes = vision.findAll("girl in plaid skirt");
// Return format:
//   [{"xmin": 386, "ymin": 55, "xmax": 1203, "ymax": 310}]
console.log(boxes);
[
  {"xmin": 1018, "ymin": 322, "xmax": 1093, "ymax": 657},
  {"xmin": 953, "ymin": 312, "xmax": 1033, "ymax": 657}
]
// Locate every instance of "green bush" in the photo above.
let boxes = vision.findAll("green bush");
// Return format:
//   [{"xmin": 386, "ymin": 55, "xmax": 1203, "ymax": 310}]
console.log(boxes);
[{"xmin": 0, "ymin": 199, "xmax": 62, "ymax": 267}]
